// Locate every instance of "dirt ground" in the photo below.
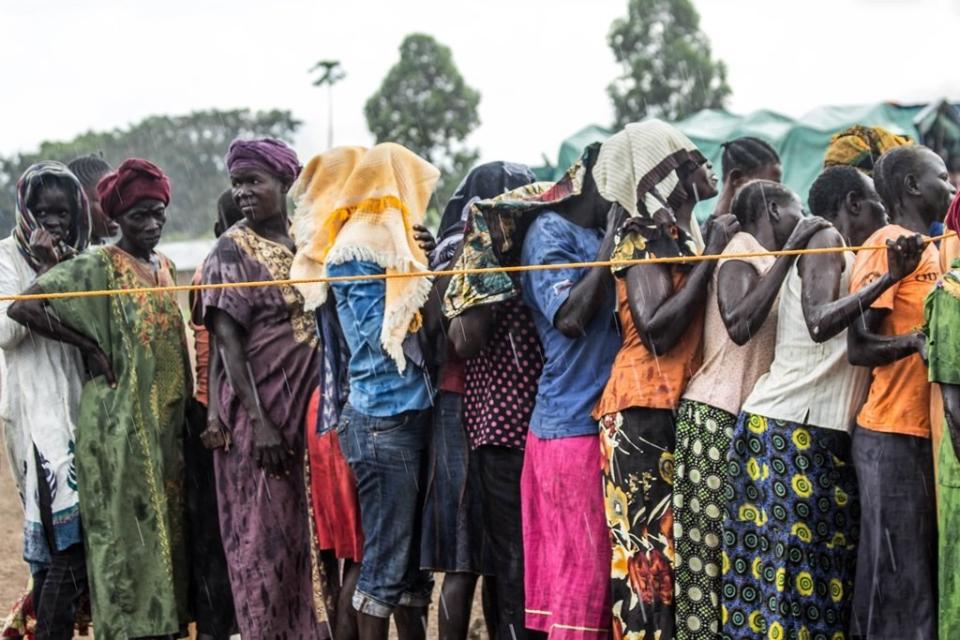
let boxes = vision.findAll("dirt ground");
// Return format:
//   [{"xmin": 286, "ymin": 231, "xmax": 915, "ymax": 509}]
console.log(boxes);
[{"xmin": 0, "ymin": 457, "xmax": 28, "ymax": 609}]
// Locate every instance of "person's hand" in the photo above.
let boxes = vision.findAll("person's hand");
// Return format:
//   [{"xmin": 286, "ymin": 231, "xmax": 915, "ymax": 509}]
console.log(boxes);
[
  {"xmin": 412, "ymin": 224, "xmax": 436, "ymax": 254},
  {"xmin": 29, "ymin": 228, "xmax": 60, "ymax": 269},
  {"xmin": 86, "ymin": 347, "xmax": 117, "ymax": 388},
  {"xmin": 253, "ymin": 417, "xmax": 290, "ymax": 478},
  {"xmin": 704, "ymin": 213, "xmax": 740, "ymax": 255},
  {"xmin": 784, "ymin": 216, "xmax": 832, "ymax": 251},
  {"xmin": 887, "ymin": 233, "xmax": 924, "ymax": 281},
  {"xmin": 912, "ymin": 331, "xmax": 929, "ymax": 364},
  {"xmin": 201, "ymin": 418, "xmax": 231, "ymax": 451}
]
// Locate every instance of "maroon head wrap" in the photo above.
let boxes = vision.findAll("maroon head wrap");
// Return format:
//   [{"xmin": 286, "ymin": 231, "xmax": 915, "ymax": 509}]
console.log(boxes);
[
  {"xmin": 225, "ymin": 137, "xmax": 301, "ymax": 186},
  {"xmin": 97, "ymin": 158, "xmax": 171, "ymax": 219}
]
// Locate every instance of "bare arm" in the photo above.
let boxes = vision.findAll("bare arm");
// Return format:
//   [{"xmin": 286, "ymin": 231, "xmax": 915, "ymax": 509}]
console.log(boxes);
[
  {"xmin": 208, "ymin": 308, "xmax": 287, "ymax": 475},
  {"xmin": 798, "ymin": 229, "xmax": 911, "ymax": 343},
  {"xmin": 552, "ymin": 207, "xmax": 622, "ymax": 338},
  {"xmin": 847, "ymin": 308, "xmax": 924, "ymax": 367},
  {"xmin": 719, "ymin": 217, "xmax": 831, "ymax": 346},
  {"xmin": 8, "ymin": 284, "xmax": 115, "ymax": 385},
  {"xmin": 201, "ymin": 337, "xmax": 232, "ymax": 450},
  {"xmin": 625, "ymin": 214, "xmax": 740, "ymax": 354},
  {"xmin": 449, "ymin": 305, "xmax": 495, "ymax": 359}
]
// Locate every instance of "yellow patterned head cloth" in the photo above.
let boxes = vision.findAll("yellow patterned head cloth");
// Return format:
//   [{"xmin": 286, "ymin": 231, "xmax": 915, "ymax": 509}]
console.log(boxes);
[
  {"xmin": 823, "ymin": 125, "xmax": 914, "ymax": 175},
  {"xmin": 289, "ymin": 143, "xmax": 439, "ymax": 372}
]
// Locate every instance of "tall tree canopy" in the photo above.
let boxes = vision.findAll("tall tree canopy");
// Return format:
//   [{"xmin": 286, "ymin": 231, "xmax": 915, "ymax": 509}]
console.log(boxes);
[
  {"xmin": 365, "ymin": 33, "xmax": 481, "ymax": 216},
  {"xmin": 608, "ymin": 0, "xmax": 731, "ymax": 128},
  {"xmin": 0, "ymin": 109, "xmax": 301, "ymax": 238}
]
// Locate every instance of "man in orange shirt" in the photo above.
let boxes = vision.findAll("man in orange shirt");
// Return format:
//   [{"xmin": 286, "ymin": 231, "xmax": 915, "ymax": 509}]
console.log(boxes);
[{"xmin": 847, "ymin": 145, "xmax": 956, "ymax": 640}]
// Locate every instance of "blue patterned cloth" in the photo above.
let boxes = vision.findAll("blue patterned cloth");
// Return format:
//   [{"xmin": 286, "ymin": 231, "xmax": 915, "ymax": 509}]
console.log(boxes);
[{"xmin": 722, "ymin": 412, "xmax": 859, "ymax": 640}]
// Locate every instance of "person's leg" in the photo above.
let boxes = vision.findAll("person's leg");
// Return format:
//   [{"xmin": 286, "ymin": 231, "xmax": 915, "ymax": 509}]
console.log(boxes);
[
  {"xmin": 436, "ymin": 572, "xmax": 478, "ymax": 640},
  {"xmin": 335, "ymin": 560, "xmax": 361, "ymax": 640},
  {"xmin": 601, "ymin": 409, "xmax": 675, "ymax": 638},
  {"xmin": 338, "ymin": 405, "xmax": 430, "ymax": 638},
  {"xmin": 184, "ymin": 399, "xmax": 235, "ymax": 640},
  {"xmin": 673, "ymin": 400, "xmax": 736, "ymax": 640},
  {"xmin": 480, "ymin": 577, "xmax": 497, "ymax": 638},
  {"xmin": 758, "ymin": 422, "xmax": 859, "ymax": 639},
  {"xmin": 851, "ymin": 427, "xmax": 937, "ymax": 639},
  {"xmin": 394, "ymin": 604, "xmax": 429, "ymax": 640},
  {"xmin": 722, "ymin": 411, "xmax": 774, "ymax": 640},
  {"xmin": 34, "ymin": 543, "xmax": 86, "ymax": 640},
  {"xmin": 478, "ymin": 445, "xmax": 537, "ymax": 640},
  {"xmin": 33, "ymin": 446, "xmax": 86, "ymax": 640}
]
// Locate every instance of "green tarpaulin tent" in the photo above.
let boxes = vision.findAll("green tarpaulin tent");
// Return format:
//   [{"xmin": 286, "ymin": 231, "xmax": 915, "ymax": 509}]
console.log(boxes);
[{"xmin": 533, "ymin": 100, "xmax": 960, "ymax": 220}]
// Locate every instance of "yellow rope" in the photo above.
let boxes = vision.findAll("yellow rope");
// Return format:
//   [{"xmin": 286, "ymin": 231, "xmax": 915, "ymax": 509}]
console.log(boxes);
[{"xmin": 2, "ymin": 231, "xmax": 954, "ymax": 302}]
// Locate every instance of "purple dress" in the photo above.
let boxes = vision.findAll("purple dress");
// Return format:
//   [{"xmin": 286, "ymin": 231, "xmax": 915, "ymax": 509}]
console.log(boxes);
[{"xmin": 202, "ymin": 223, "xmax": 321, "ymax": 639}]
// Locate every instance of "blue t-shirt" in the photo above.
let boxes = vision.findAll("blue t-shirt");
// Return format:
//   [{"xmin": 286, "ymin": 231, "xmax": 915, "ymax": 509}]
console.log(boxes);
[
  {"xmin": 328, "ymin": 260, "xmax": 432, "ymax": 417},
  {"xmin": 520, "ymin": 211, "xmax": 620, "ymax": 439}
]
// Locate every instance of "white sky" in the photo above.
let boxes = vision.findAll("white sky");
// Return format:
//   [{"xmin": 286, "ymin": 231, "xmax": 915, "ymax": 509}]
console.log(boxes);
[{"xmin": 1, "ymin": 0, "xmax": 958, "ymax": 167}]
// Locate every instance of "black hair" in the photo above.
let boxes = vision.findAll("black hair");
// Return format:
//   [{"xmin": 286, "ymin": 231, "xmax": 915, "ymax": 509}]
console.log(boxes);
[
  {"xmin": 720, "ymin": 137, "xmax": 780, "ymax": 181},
  {"xmin": 730, "ymin": 179, "xmax": 796, "ymax": 227},
  {"xmin": 808, "ymin": 165, "xmax": 866, "ymax": 220},
  {"xmin": 67, "ymin": 155, "xmax": 111, "ymax": 189},
  {"xmin": 872, "ymin": 145, "xmax": 933, "ymax": 210},
  {"xmin": 215, "ymin": 188, "xmax": 244, "ymax": 237}
]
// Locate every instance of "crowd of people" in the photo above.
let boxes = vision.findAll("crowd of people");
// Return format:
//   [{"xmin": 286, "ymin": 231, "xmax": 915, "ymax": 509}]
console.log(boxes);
[{"xmin": 0, "ymin": 119, "xmax": 957, "ymax": 640}]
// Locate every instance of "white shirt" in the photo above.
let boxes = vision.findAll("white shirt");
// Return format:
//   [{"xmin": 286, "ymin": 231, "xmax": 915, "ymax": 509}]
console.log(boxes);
[
  {"xmin": 742, "ymin": 253, "xmax": 871, "ymax": 432},
  {"xmin": 0, "ymin": 235, "xmax": 84, "ymax": 538}
]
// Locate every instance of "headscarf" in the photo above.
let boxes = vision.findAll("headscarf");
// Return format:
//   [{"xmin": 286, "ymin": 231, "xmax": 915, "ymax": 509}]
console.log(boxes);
[
  {"xmin": 431, "ymin": 161, "xmax": 537, "ymax": 271},
  {"xmin": 14, "ymin": 161, "xmax": 91, "ymax": 272},
  {"xmin": 823, "ymin": 125, "xmax": 914, "ymax": 175},
  {"xmin": 289, "ymin": 143, "xmax": 439, "ymax": 372},
  {"xmin": 594, "ymin": 120, "xmax": 708, "ymax": 275},
  {"xmin": 442, "ymin": 145, "xmax": 601, "ymax": 317},
  {"xmin": 593, "ymin": 119, "xmax": 706, "ymax": 220},
  {"xmin": 97, "ymin": 158, "xmax": 171, "ymax": 219},
  {"xmin": 225, "ymin": 138, "xmax": 301, "ymax": 186}
]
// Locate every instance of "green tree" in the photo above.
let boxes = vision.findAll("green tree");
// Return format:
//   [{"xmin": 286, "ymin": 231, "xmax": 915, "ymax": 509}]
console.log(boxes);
[
  {"xmin": 607, "ymin": 0, "xmax": 731, "ymax": 128},
  {"xmin": 365, "ymin": 33, "xmax": 481, "ymax": 223},
  {"xmin": 0, "ymin": 109, "xmax": 301, "ymax": 239}
]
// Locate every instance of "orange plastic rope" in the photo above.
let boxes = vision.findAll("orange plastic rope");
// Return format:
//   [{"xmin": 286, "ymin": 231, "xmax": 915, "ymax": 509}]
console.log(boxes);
[{"xmin": 1, "ymin": 231, "xmax": 953, "ymax": 302}]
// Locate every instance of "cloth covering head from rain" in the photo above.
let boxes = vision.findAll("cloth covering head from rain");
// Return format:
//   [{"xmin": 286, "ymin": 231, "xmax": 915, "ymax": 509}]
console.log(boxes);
[
  {"xmin": 96, "ymin": 158, "xmax": 171, "ymax": 219},
  {"xmin": 594, "ymin": 120, "xmax": 707, "ymax": 275},
  {"xmin": 431, "ymin": 161, "xmax": 537, "ymax": 271},
  {"xmin": 14, "ymin": 161, "xmax": 91, "ymax": 273},
  {"xmin": 823, "ymin": 125, "xmax": 914, "ymax": 175},
  {"xmin": 289, "ymin": 143, "xmax": 439, "ymax": 372},
  {"xmin": 225, "ymin": 137, "xmax": 302, "ymax": 186},
  {"xmin": 441, "ymin": 144, "xmax": 601, "ymax": 318}
]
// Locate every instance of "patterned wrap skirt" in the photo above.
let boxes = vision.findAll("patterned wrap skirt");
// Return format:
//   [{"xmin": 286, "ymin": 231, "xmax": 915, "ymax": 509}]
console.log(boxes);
[
  {"xmin": 722, "ymin": 412, "xmax": 859, "ymax": 640},
  {"xmin": 673, "ymin": 399, "xmax": 736, "ymax": 639},
  {"xmin": 599, "ymin": 407, "xmax": 676, "ymax": 639}
]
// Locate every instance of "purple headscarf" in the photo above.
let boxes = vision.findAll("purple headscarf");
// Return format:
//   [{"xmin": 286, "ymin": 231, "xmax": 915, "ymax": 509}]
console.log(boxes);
[{"xmin": 225, "ymin": 137, "xmax": 301, "ymax": 185}]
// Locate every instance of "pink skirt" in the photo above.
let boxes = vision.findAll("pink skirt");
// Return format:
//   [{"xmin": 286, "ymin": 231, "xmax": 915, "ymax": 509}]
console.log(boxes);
[
  {"xmin": 521, "ymin": 431, "xmax": 611, "ymax": 638},
  {"xmin": 305, "ymin": 389, "xmax": 364, "ymax": 562}
]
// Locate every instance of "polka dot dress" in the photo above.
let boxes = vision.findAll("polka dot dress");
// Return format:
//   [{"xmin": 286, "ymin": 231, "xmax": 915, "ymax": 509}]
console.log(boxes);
[{"xmin": 463, "ymin": 298, "xmax": 543, "ymax": 450}]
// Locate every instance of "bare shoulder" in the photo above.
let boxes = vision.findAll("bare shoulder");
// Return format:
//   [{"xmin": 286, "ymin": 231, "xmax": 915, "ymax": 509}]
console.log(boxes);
[{"xmin": 805, "ymin": 225, "xmax": 843, "ymax": 250}]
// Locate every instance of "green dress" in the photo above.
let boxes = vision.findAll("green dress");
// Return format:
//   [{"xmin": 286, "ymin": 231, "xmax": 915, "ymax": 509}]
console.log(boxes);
[
  {"xmin": 923, "ymin": 263, "xmax": 960, "ymax": 640},
  {"xmin": 36, "ymin": 245, "xmax": 190, "ymax": 639}
]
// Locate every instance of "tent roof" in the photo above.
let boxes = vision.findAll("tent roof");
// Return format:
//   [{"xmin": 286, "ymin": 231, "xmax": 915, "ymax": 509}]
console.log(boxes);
[{"xmin": 534, "ymin": 100, "xmax": 959, "ymax": 219}]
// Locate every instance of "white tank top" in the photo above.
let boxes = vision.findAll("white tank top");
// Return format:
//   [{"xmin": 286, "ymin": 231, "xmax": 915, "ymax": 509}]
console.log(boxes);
[{"xmin": 741, "ymin": 252, "xmax": 870, "ymax": 432}]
